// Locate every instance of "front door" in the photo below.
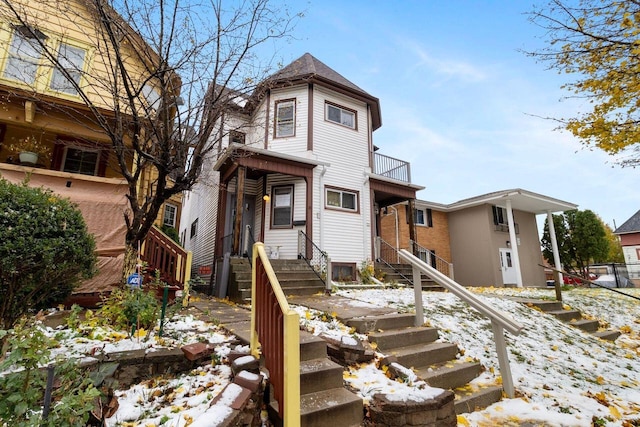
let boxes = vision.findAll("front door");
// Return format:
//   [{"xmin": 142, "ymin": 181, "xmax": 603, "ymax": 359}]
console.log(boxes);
[
  {"xmin": 499, "ymin": 248, "xmax": 517, "ymax": 285},
  {"xmin": 225, "ymin": 194, "xmax": 256, "ymax": 256}
]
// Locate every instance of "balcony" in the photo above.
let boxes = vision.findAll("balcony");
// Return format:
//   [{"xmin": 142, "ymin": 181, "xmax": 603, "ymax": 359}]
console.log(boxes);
[{"xmin": 373, "ymin": 152, "xmax": 411, "ymax": 183}]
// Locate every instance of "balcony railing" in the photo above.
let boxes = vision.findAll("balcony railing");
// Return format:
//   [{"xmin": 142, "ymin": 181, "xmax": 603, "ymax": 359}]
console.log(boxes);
[
  {"xmin": 250, "ymin": 242, "xmax": 300, "ymax": 426},
  {"xmin": 373, "ymin": 152, "xmax": 411, "ymax": 183},
  {"xmin": 142, "ymin": 225, "xmax": 192, "ymax": 289}
]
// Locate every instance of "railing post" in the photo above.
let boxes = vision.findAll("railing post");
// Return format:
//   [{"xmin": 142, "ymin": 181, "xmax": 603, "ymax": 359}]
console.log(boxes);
[
  {"xmin": 374, "ymin": 236, "xmax": 381, "ymax": 261},
  {"xmin": 412, "ymin": 264, "xmax": 423, "ymax": 327},
  {"xmin": 325, "ymin": 256, "xmax": 332, "ymax": 293},
  {"xmin": 491, "ymin": 320, "xmax": 514, "ymax": 398},
  {"xmin": 449, "ymin": 263, "xmax": 454, "ymax": 280},
  {"xmin": 298, "ymin": 230, "xmax": 303, "ymax": 258}
]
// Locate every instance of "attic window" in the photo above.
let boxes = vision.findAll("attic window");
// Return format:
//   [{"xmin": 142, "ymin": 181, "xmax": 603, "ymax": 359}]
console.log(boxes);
[
  {"xmin": 3, "ymin": 25, "xmax": 47, "ymax": 84},
  {"xmin": 325, "ymin": 102, "xmax": 356, "ymax": 129},
  {"xmin": 50, "ymin": 43, "xmax": 86, "ymax": 95},
  {"xmin": 230, "ymin": 131, "xmax": 245, "ymax": 144}
]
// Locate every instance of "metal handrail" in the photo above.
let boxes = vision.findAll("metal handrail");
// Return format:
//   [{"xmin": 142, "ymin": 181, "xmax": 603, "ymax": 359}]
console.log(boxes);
[
  {"xmin": 298, "ymin": 230, "xmax": 331, "ymax": 291},
  {"xmin": 410, "ymin": 240, "xmax": 454, "ymax": 280},
  {"xmin": 250, "ymin": 242, "xmax": 300, "ymax": 426},
  {"xmin": 373, "ymin": 152, "xmax": 411, "ymax": 182},
  {"xmin": 243, "ymin": 225, "xmax": 256, "ymax": 265},
  {"xmin": 398, "ymin": 249, "xmax": 523, "ymax": 398},
  {"xmin": 375, "ymin": 237, "xmax": 413, "ymax": 285}
]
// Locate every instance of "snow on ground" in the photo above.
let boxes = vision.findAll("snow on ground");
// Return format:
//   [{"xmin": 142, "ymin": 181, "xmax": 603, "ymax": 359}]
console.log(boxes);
[
  {"xmin": 6, "ymin": 287, "xmax": 640, "ymax": 426},
  {"xmin": 336, "ymin": 287, "xmax": 640, "ymax": 426}
]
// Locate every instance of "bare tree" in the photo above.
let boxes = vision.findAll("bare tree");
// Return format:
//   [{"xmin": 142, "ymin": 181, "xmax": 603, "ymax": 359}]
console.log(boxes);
[{"xmin": 0, "ymin": 0, "xmax": 300, "ymax": 273}]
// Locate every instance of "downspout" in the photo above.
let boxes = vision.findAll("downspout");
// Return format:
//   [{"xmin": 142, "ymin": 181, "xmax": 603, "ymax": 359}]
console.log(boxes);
[
  {"xmin": 319, "ymin": 165, "xmax": 328, "ymax": 250},
  {"xmin": 505, "ymin": 199, "xmax": 523, "ymax": 287},
  {"xmin": 363, "ymin": 172, "xmax": 370, "ymax": 261}
]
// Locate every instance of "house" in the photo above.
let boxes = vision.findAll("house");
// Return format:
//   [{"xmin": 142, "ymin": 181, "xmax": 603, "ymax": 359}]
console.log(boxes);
[
  {"xmin": 0, "ymin": 0, "xmax": 185, "ymax": 300},
  {"xmin": 180, "ymin": 53, "xmax": 423, "ymax": 288},
  {"xmin": 613, "ymin": 209, "xmax": 640, "ymax": 285},
  {"xmin": 379, "ymin": 189, "xmax": 577, "ymax": 287}
]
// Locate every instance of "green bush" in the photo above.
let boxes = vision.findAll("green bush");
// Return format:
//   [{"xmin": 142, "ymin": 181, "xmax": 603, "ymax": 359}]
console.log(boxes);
[
  {"xmin": 0, "ymin": 319, "xmax": 100, "ymax": 426},
  {"xmin": 99, "ymin": 287, "xmax": 160, "ymax": 332},
  {"xmin": 0, "ymin": 179, "xmax": 97, "ymax": 329},
  {"xmin": 161, "ymin": 224, "xmax": 181, "ymax": 245}
]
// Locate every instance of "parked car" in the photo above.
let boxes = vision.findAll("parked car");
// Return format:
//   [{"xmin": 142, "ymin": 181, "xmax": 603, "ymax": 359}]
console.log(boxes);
[{"xmin": 590, "ymin": 274, "xmax": 634, "ymax": 288}]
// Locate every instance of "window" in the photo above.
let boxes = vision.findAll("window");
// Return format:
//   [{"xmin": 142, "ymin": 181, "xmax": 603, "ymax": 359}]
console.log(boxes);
[
  {"xmin": 190, "ymin": 218, "xmax": 198, "ymax": 238},
  {"xmin": 3, "ymin": 26, "xmax": 46, "ymax": 84},
  {"xmin": 230, "ymin": 131, "xmax": 245, "ymax": 144},
  {"xmin": 492, "ymin": 206, "xmax": 507, "ymax": 225},
  {"xmin": 275, "ymin": 99, "xmax": 295, "ymax": 138},
  {"xmin": 325, "ymin": 102, "xmax": 356, "ymax": 129},
  {"xmin": 142, "ymin": 83, "xmax": 161, "ymax": 109},
  {"xmin": 414, "ymin": 208, "xmax": 433, "ymax": 227},
  {"xmin": 333, "ymin": 263, "xmax": 356, "ymax": 282},
  {"xmin": 271, "ymin": 185, "xmax": 293, "ymax": 228},
  {"xmin": 62, "ymin": 147, "xmax": 99, "ymax": 175},
  {"xmin": 163, "ymin": 203, "xmax": 177, "ymax": 227},
  {"xmin": 50, "ymin": 43, "xmax": 86, "ymax": 95},
  {"xmin": 418, "ymin": 249, "xmax": 437, "ymax": 267},
  {"xmin": 326, "ymin": 187, "xmax": 358, "ymax": 212}
]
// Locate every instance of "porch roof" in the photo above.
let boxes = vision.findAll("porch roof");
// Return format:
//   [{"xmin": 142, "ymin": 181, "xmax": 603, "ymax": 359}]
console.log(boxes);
[
  {"xmin": 214, "ymin": 143, "xmax": 329, "ymax": 180},
  {"xmin": 418, "ymin": 188, "xmax": 577, "ymax": 214}
]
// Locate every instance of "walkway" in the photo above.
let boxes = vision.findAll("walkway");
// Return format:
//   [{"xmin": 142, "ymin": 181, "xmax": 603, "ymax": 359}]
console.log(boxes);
[{"xmin": 187, "ymin": 293, "xmax": 397, "ymax": 344}]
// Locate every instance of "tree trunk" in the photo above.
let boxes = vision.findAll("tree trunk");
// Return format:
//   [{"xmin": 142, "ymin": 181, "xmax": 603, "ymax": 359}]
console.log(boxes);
[{"xmin": 122, "ymin": 243, "xmax": 140, "ymax": 285}]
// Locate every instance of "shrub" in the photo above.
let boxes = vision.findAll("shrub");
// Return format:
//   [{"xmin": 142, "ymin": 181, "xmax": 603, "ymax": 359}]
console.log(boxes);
[
  {"xmin": 0, "ymin": 179, "xmax": 96, "ymax": 329},
  {"xmin": 98, "ymin": 287, "xmax": 160, "ymax": 333},
  {"xmin": 0, "ymin": 319, "xmax": 100, "ymax": 426}
]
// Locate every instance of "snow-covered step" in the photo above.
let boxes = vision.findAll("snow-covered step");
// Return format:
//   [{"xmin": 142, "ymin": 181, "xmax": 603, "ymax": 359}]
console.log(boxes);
[
  {"xmin": 416, "ymin": 361, "xmax": 482, "ymax": 390},
  {"xmin": 368, "ymin": 326, "xmax": 439, "ymax": 350}
]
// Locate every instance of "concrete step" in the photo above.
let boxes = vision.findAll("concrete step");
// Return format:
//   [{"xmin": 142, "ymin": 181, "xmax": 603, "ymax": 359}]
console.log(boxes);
[
  {"xmin": 454, "ymin": 385, "xmax": 503, "ymax": 414},
  {"xmin": 415, "ymin": 361, "xmax": 482, "ymax": 390},
  {"xmin": 368, "ymin": 327, "xmax": 439, "ymax": 350},
  {"xmin": 237, "ymin": 283, "xmax": 325, "ymax": 297},
  {"xmin": 570, "ymin": 318, "xmax": 599, "ymax": 333},
  {"xmin": 299, "ymin": 387, "xmax": 363, "ymax": 427},
  {"xmin": 525, "ymin": 300, "xmax": 563, "ymax": 312},
  {"xmin": 548, "ymin": 309, "xmax": 582, "ymax": 322},
  {"xmin": 347, "ymin": 313, "xmax": 416, "ymax": 333},
  {"xmin": 235, "ymin": 270, "xmax": 321, "ymax": 281},
  {"xmin": 388, "ymin": 342, "xmax": 459, "ymax": 369},
  {"xmin": 593, "ymin": 330, "xmax": 622, "ymax": 341},
  {"xmin": 300, "ymin": 358, "xmax": 344, "ymax": 395},
  {"xmin": 300, "ymin": 332, "xmax": 328, "ymax": 361}
]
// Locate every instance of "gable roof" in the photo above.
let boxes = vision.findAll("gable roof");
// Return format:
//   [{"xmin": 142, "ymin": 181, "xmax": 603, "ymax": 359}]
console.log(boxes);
[
  {"xmin": 253, "ymin": 53, "xmax": 382, "ymax": 130},
  {"xmin": 614, "ymin": 209, "xmax": 640, "ymax": 234},
  {"xmin": 415, "ymin": 188, "xmax": 577, "ymax": 214}
]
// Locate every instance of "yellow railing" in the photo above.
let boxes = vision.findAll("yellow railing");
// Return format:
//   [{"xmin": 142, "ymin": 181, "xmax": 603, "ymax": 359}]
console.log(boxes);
[{"xmin": 250, "ymin": 243, "xmax": 300, "ymax": 427}]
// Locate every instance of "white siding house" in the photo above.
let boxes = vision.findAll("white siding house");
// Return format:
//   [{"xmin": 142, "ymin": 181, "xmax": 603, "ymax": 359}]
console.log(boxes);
[{"xmin": 180, "ymin": 53, "xmax": 422, "ymax": 288}]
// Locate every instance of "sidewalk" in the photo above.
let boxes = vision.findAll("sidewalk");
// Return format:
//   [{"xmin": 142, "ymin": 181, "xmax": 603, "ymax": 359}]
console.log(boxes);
[{"xmin": 188, "ymin": 293, "xmax": 398, "ymax": 344}]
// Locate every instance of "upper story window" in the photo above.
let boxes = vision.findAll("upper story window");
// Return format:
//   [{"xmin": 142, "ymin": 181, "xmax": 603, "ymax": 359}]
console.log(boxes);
[
  {"xmin": 325, "ymin": 102, "xmax": 356, "ymax": 129},
  {"xmin": 414, "ymin": 208, "xmax": 433, "ymax": 227},
  {"xmin": 190, "ymin": 218, "xmax": 199, "ymax": 238},
  {"xmin": 275, "ymin": 99, "xmax": 295, "ymax": 138},
  {"xmin": 230, "ymin": 131, "xmax": 246, "ymax": 144},
  {"xmin": 3, "ymin": 26, "xmax": 46, "ymax": 85},
  {"xmin": 163, "ymin": 203, "xmax": 177, "ymax": 228},
  {"xmin": 271, "ymin": 185, "xmax": 293, "ymax": 228},
  {"xmin": 62, "ymin": 146, "xmax": 99, "ymax": 175},
  {"xmin": 492, "ymin": 206, "xmax": 507, "ymax": 225},
  {"xmin": 50, "ymin": 42, "xmax": 86, "ymax": 95},
  {"xmin": 326, "ymin": 186, "xmax": 358, "ymax": 212}
]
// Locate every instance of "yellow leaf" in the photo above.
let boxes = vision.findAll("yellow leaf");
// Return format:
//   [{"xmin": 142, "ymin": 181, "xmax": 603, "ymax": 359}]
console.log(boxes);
[
  {"xmin": 457, "ymin": 415, "xmax": 470, "ymax": 426},
  {"xmin": 305, "ymin": 311, "xmax": 311, "ymax": 320},
  {"xmin": 596, "ymin": 376, "xmax": 605, "ymax": 385},
  {"xmin": 551, "ymin": 345, "xmax": 558, "ymax": 351},
  {"xmin": 609, "ymin": 405, "xmax": 621, "ymax": 419},
  {"xmin": 331, "ymin": 311, "xmax": 337, "ymax": 318},
  {"xmin": 370, "ymin": 342, "xmax": 378, "ymax": 350}
]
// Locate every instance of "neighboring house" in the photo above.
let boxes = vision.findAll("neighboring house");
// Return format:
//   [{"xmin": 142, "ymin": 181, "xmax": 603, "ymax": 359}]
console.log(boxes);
[
  {"xmin": 181, "ymin": 53, "xmax": 423, "ymax": 286},
  {"xmin": 613, "ymin": 209, "xmax": 640, "ymax": 284},
  {"xmin": 379, "ymin": 189, "xmax": 577, "ymax": 288},
  {"xmin": 0, "ymin": 0, "xmax": 184, "ymax": 299}
]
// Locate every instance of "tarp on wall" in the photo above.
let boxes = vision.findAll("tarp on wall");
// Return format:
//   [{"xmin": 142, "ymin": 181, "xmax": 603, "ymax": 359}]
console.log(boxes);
[{"xmin": 1, "ymin": 168, "xmax": 129, "ymax": 294}]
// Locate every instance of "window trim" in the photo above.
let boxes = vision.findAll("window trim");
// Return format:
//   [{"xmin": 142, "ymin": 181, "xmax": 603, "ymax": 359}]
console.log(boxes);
[
  {"xmin": 190, "ymin": 218, "xmax": 199, "ymax": 239},
  {"xmin": 2, "ymin": 25, "xmax": 46, "ymax": 86},
  {"xmin": 49, "ymin": 41, "xmax": 87, "ymax": 96},
  {"xmin": 325, "ymin": 101, "xmax": 357, "ymax": 130},
  {"xmin": 271, "ymin": 185, "xmax": 294, "ymax": 229},
  {"xmin": 274, "ymin": 98, "xmax": 296, "ymax": 138},
  {"xmin": 230, "ymin": 130, "xmax": 246, "ymax": 145},
  {"xmin": 325, "ymin": 185, "xmax": 359, "ymax": 213},
  {"xmin": 163, "ymin": 203, "xmax": 177, "ymax": 228}
]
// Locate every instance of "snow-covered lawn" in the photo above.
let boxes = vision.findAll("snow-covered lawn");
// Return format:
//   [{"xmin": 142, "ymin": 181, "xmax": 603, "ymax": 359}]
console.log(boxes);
[{"xmin": 4, "ymin": 287, "xmax": 640, "ymax": 426}]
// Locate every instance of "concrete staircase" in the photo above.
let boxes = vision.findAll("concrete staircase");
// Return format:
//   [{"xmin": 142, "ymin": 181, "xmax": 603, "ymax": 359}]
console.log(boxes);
[
  {"xmin": 346, "ymin": 313, "xmax": 503, "ymax": 414},
  {"xmin": 375, "ymin": 262, "xmax": 443, "ymax": 291},
  {"xmin": 228, "ymin": 258, "xmax": 326, "ymax": 302},
  {"xmin": 270, "ymin": 331, "xmax": 363, "ymax": 427},
  {"xmin": 516, "ymin": 299, "xmax": 621, "ymax": 341}
]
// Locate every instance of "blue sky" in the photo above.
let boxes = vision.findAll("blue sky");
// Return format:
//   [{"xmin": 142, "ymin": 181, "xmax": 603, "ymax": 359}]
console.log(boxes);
[{"xmin": 267, "ymin": 0, "xmax": 639, "ymax": 230}]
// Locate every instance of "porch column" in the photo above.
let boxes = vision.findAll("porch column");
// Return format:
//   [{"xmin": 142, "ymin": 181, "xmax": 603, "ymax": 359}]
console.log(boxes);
[
  {"xmin": 305, "ymin": 175, "xmax": 313, "ymax": 260},
  {"xmin": 505, "ymin": 199, "xmax": 523, "ymax": 287},
  {"xmin": 407, "ymin": 199, "xmax": 417, "ymax": 254},
  {"xmin": 546, "ymin": 210, "xmax": 563, "ymax": 284},
  {"xmin": 232, "ymin": 166, "xmax": 246, "ymax": 255}
]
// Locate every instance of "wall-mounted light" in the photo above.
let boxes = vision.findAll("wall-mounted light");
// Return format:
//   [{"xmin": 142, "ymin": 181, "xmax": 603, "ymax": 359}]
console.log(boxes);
[
  {"xmin": 506, "ymin": 240, "xmax": 511, "ymax": 248},
  {"xmin": 263, "ymin": 195, "xmax": 270, "ymax": 202}
]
